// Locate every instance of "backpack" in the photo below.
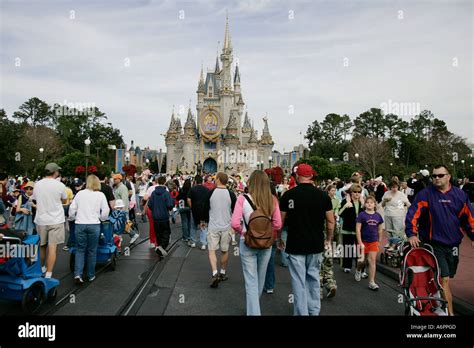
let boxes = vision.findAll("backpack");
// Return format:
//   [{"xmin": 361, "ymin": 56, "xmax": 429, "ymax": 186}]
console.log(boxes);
[{"xmin": 242, "ymin": 194, "xmax": 273, "ymax": 249}]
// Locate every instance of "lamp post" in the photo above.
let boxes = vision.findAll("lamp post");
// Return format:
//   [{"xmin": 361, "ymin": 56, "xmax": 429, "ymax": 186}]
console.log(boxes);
[
  {"xmin": 146, "ymin": 158, "xmax": 150, "ymax": 168},
  {"xmin": 39, "ymin": 147, "xmax": 44, "ymax": 161},
  {"xmin": 470, "ymin": 164, "xmax": 473, "ymax": 174},
  {"xmin": 461, "ymin": 159, "xmax": 465, "ymax": 177},
  {"xmin": 354, "ymin": 153, "xmax": 359, "ymax": 167},
  {"xmin": 268, "ymin": 155, "xmax": 273, "ymax": 169},
  {"xmin": 84, "ymin": 138, "xmax": 91, "ymax": 178},
  {"xmin": 390, "ymin": 162, "xmax": 393, "ymax": 177}
]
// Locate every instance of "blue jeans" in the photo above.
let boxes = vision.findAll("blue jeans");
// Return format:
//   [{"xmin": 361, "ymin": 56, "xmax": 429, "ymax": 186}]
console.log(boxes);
[
  {"xmin": 240, "ymin": 238, "xmax": 272, "ymax": 315},
  {"xmin": 190, "ymin": 214, "xmax": 208, "ymax": 246},
  {"xmin": 280, "ymin": 228, "xmax": 289, "ymax": 266},
  {"xmin": 67, "ymin": 221, "xmax": 76, "ymax": 247},
  {"xmin": 74, "ymin": 224, "xmax": 100, "ymax": 279},
  {"xmin": 288, "ymin": 252, "xmax": 323, "ymax": 316},
  {"xmin": 179, "ymin": 207, "xmax": 191, "ymax": 240},
  {"xmin": 264, "ymin": 241, "xmax": 278, "ymax": 291}
]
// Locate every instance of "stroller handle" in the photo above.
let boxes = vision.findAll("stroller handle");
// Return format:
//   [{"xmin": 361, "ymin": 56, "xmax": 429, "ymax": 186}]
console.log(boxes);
[
  {"xmin": 0, "ymin": 236, "xmax": 22, "ymax": 243},
  {"xmin": 400, "ymin": 241, "xmax": 434, "ymax": 255},
  {"xmin": 406, "ymin": 296, "xmax": 448, "ymax": 304}
]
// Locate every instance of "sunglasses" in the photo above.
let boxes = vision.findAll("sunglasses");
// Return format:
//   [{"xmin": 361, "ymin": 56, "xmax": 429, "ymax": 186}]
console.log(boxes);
[
  {"xmin": 25, "ymin": 187, "xmax": 33, "ymax": 190},
  {"xmin": 352, "ymin": 191, "xmax": 361, "ymax": 193},
  {"xmin": 431, "ymin": 174, "xmax": 447, "ymax": 179}
]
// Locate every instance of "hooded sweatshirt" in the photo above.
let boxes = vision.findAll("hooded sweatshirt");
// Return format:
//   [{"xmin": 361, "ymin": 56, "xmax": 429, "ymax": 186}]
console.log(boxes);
[{"xmin": 148, "ymin": 186, "xmax": 174, "ymax": 221}]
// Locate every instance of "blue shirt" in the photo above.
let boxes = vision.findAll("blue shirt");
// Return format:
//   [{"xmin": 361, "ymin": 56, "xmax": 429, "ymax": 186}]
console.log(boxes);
[{"xmin": 405, "ymin": 184, "xmax": 474, "ymax": 247}]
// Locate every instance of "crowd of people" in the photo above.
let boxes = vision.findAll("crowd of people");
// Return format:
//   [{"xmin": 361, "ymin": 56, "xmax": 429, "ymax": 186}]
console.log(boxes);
[{"xmin": 0, "ymin": 161, "xmax": 473, "ymax": 316}]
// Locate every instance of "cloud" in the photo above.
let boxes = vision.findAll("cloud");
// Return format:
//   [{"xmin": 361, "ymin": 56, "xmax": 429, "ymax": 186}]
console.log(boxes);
[{"xmin": 1, "ymin": 0, "xmax": 472, "ymax": 155}]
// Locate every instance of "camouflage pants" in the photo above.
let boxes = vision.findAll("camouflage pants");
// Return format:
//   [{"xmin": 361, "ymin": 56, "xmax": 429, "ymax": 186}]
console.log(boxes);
[{"xmin": 320, "ymin": 224, "xmax": 339, "ymax": 291}]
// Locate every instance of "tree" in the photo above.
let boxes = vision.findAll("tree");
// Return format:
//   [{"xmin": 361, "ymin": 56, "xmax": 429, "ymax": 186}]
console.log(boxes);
[
  {"xmin": 350, "ymin": 136, "xmax": 392, "ymax": 178},
  {"xmin": 352, "ymin": 108, "xmax": 385, "ymax": 139},
  {"xmin": 12, "ymin": 97, "xmax": 55, "ymax": 127},
  {"xmin": 0, "ymin": 109, "xmax": 23, "ymax": 173},
  {"xmin": 57, "ymin": 151, "xmax": 86, "ymax": 177},
  {"xmin": 305, "ymin": 114, "xmax": 352, "ymax": 159}
]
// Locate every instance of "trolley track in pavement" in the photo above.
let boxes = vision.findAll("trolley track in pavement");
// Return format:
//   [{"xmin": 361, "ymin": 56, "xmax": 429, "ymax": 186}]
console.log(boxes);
[
  {"xmin": 40, "ymin": 235, "xmax": 151, "ymax": 316},
  {"xmin": 116, "ymin": 237, "xmax": 181, "ymax": 316}
]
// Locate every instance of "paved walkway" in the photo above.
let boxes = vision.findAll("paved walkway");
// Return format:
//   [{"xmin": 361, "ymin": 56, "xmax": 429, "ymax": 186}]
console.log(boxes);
[{"xmin": 141, "ymin": 231, "xmax": 405, "ymax": 316}]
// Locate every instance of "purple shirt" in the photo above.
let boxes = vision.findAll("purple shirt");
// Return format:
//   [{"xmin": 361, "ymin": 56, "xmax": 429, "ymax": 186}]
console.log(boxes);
[{"xmin": 356, "ymin": 211, "xmax": 384, "ymax": 243}]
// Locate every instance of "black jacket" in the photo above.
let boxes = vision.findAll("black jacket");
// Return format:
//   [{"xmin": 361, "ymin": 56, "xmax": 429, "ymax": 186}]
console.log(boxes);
[{"xmin": 339, "ymin": 199, "xmax": 364, "ymax": 232}]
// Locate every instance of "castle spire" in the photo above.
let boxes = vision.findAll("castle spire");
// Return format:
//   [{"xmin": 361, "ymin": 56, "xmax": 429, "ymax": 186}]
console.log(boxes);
[
  {"xmin": 242, "ymin": 111, "xmax": 251, "ymax": 131},
  {"xmin": 215, "ymin": 53, "xmax": 220, "ymax": 73},
  {"xmin": 234, "ymin": 64, "xmax": 240, "ymax": 84},
  {"xmin": 223, "ymin": 13, "xmax": 232, "ymax": 53},
  {"xmin": 198, "ymin": 63, "xmax": 205, "ymax": 91}
]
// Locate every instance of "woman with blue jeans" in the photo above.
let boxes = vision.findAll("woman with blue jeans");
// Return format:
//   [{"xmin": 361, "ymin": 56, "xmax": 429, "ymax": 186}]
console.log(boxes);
[
  {"xmin": 231, "ymin": 170, "xmax": 282, "ymax": 315},
  {"xmin": 177, "ymin": 179, "xmax": 192, "ymax": 241},
  {"xmin": 68, "ymin": 175, "xmax": 110, "ymax": 284}
]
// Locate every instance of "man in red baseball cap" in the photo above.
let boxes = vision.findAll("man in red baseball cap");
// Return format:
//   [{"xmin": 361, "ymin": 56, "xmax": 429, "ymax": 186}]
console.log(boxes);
[{"xmin": 279, "ymin": 162, "xmax": 335, "ymax": 315}]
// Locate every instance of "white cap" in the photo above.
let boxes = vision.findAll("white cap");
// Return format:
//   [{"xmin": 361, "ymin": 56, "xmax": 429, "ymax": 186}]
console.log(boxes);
[
  {"xmin": 418, "ymin": 169, "xmax": 429, "ymax": 177},
  {"xmin": 115, "ymin": 199, "xmax": 125, "ymax": 208}
]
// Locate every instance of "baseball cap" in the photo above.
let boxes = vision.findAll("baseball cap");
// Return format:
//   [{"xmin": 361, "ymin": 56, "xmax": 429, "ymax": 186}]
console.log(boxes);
[
  {"xmin": 112, "ymin": 174, "xmax": 123, "ymax": 180},
  {"xmin": 74, "ymin": 179, "xmax": 84, "ymax": 186},
  {"xmin": 45, "ymin": 163, "xmax": 61, "ymax": 173},
  {"xmin": 418, "ymin": 169, "xmax": 429, "ymax": 177},
  {"xmin": 296, "ymin": 164, "xmax": 314, "ymax": 177}
]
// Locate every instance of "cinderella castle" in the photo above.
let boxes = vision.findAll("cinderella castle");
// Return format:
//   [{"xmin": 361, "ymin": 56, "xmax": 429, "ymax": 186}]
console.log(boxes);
[{"xmin": 164, "ymin": 16, "xmax": 274, "ymax": 175}]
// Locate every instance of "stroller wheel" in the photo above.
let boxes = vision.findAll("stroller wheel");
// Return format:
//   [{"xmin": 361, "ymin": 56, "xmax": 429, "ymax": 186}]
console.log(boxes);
[
  {"xmin": 22, "ymin": 282, "xmax": 45, "ymax": 314},
  {"xmin": 47, "ymin": 287, "xmax": 58, "ymax": 303},
  {"xmin": 109, "ymin": 253, "xmax": 117, "ymax": 271}
]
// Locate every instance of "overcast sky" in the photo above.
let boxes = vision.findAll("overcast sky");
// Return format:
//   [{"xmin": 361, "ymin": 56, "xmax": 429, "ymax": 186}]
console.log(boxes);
[{"xmin": 1, "ymin": 0, "xmax": 472, "ymax": 153}]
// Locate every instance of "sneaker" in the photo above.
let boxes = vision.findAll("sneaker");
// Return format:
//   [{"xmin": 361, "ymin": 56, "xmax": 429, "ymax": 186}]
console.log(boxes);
[
  {"xmin": 343, "ymin": 268, "xmax": 351, "ymax": 273},
  {"xmin": 182, "ymin": 238, "xmax": 189, "ymax": 242},
  {"xmin": 368, "ymin": 282, "xmax": 380, "ymax": 291},
  {"xmin": 188, "ymin": 241, "xmax": 196, "ymax": 248},
  {"xmin": 156, "ymin": 245, "xmax": 168, "ymax": 257},
  {"xmin": 264, "ymin": 288, "xmax": 274, "ymax": 294},
  {"xmin": 326, "ymin": 287, "xmax": 337, "ymax": 298},
  {"xmin": 361, "ymin": 272, "xmax": 368, "ymax": 279},
  {"xmin": 130, "ymin": 234, "xmax": 139, "ymax": 244},
  {"xmin": 150, "ymin": 243, "xmax": 156, "ymax": 249},
  {"xmin": 42, "ymin": 266, "xmax": 47, "ymax": 274},
  {"xmin": 210, "ymin": 274, "xmax": 220, "ymax": 288},
  {"xmin": 62, "ymin": 245, "xmax": 69, "ymax": 251},
  {"xmin": 201, "ymin": 244, "xmax": 206, "ymax": 250},
  {"xmin": 88, "ymin": 276, "xmax": 96, "ymax": 282},
  {"xmin": 219, "ymin": 273, "xmax": 228, "ymax": 281},
  {"xmin": 74, "ymin": 276, "xmax": 84, "ymax": 284},
  {"xmin": 355, "ymin": 270, "xmax": 362, "ymax": 282}
]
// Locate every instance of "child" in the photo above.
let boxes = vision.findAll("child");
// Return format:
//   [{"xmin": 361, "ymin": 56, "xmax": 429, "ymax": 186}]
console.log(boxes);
[
  {"xmin": 355, "ymin": 196, "xmax": 383, "ymax": 290},
  {"xmin": 110, "ymin": 199, "xmax": 128, "ymax": 252}
]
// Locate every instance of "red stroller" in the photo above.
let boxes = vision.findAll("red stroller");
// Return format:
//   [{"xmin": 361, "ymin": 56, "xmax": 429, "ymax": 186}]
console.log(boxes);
[{"xmin": 399, "ymin": 242, "xmax": 448, "ymax": 316}]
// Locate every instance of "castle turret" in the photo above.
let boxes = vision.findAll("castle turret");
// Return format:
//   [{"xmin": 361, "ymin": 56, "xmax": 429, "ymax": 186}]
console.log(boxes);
[
  {"xmin": 260, "ymin": 116, "xmax": 274, "ymax": 168},
  {"xmin": 182, "ymin": 106, "xmax": 197, "ymax": 173},
  {"xmin": 220, "ymin": 14, "xmax": 233, "ymax": 129},
  {"xmin": 165, "ymin": 109, "xmax": 179, "ymax": 173}
]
